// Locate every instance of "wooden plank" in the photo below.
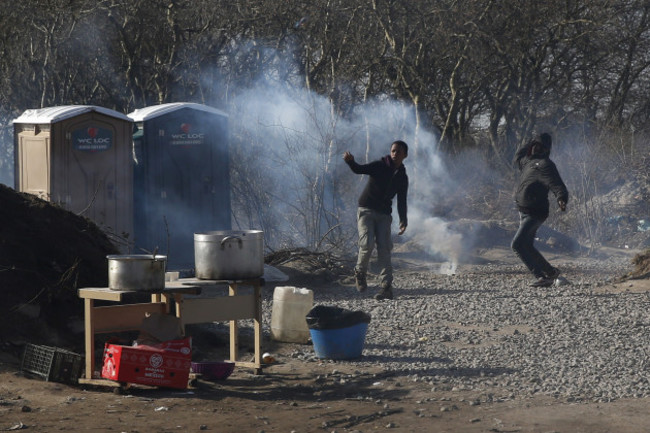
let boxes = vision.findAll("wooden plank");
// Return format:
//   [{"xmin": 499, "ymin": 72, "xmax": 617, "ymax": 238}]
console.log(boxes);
[
  {"xmin": 177, "ymin": 295, "xmax": 256, "ymax": 324},
  {"xmin": 78, "ymin": 378, "xmax": 161, "ymax": 390},
  {"xmin": 79, "ymin": 286, "xmax": 201, "ymax": 301},
  {"xmin": 252, "ymin": 285, "xmax": 262, "ymax": 369},
  {"xmin": 78, "ymin": 378, "xmax": 122, "ymax": 388},
  {"xmin": 91, "ymin": 303, "xmax": 167, "ymax": 333},
  {"xmin": 164, "ymin": 280, "xmax": 208, "ymax": 291},
  {"xmin": 230, "ymin": 285, "xmax": 238, "ymax": 363},
  {"xmin": 233, "ymin": 361, "xmax": 263, "ymax": 375},
  {"xmin": 84, "ymin": 298, "xmax": 95, "ymax": 379},
  {"xmin": 78, "ymin": 288, "xmax": 124, "ymax": 302},
  {"xmin": 176, "ymin": 278, "xmax": 226, "ymax": 288},
  {"xmin": 178, "ymin": 277, "xmax": 263, "ymax": 286}
]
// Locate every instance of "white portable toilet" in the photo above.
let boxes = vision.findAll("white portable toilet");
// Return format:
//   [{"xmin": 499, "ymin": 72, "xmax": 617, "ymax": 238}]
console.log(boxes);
[{"xmin": 13, "ymin": 106, "xmax": 134, "ymax": 247}]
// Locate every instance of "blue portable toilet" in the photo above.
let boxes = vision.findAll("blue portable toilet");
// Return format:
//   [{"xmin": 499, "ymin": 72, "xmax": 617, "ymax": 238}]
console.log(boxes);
[{"xmin": 128, "ymin": 103, "xmax": 231, "ymax": 269}]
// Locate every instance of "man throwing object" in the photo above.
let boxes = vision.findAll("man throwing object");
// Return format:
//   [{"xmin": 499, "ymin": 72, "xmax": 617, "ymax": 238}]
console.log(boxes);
[
  {"xmin": 512, "ymin": 133, "xmax": 568, "ymax": 287},
  {"xmin": 343, "ymin": 140, "xmax": 409, "ymax": 300}
]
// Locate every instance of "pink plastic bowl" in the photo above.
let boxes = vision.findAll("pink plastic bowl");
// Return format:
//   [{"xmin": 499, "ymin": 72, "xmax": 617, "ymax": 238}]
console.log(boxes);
[{"xmin": 190, "ymin": 361, "xmax": 235, "ymax": 380}]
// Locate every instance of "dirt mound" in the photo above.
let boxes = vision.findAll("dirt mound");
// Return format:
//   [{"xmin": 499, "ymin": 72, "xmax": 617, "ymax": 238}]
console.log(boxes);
[
  {"xmin": 0, "ymin": 183, "xmax": 119, "ymax": 345},
  {"xmin": 628, "ymin": 249, "xmax": 650, "ymax": 279},
  {"xmin": 591, "ymin": 178, "xmax": 650, "ymax": 249}
]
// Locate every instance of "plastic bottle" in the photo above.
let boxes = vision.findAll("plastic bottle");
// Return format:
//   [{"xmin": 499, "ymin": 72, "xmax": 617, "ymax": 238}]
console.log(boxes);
[{"xmin": 270, "ymin": 286, "xmax": 314, "ymax": 343}]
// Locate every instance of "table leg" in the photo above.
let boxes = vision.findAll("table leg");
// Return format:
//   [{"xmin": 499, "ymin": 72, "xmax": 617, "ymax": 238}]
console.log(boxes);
[
  {"xmin": 83, "ymin": 298, "xmax": 95, "ymax": 380},
  {"xmin": 253, "ymin": 282, "xmax": 262, "ymax": 373},
  {"xmin": 173, "ymin": 293, "xmax": 186, "ymax": 336},
  {"xmin": 229, "ymin": 283, "xmax": 238, "ymax": 362}
]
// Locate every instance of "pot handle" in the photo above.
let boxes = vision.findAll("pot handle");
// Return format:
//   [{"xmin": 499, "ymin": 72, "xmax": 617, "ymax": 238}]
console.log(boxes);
[{"xmin": 220, "ymin": 235, "xmax": 243, "ymax": 249}]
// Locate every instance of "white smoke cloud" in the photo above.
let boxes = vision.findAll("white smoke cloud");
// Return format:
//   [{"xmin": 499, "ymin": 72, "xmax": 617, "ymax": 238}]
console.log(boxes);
[{"xmin": 223, "ymin": 72, "xmax": 468, "ymax": 272}]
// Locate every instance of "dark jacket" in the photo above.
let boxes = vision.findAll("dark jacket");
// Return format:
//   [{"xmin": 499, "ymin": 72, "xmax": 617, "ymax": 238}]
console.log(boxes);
[
  {"xmin": 514, "ymin": 142, "xmax": 568, "ymax": 219},
  {"xmin": 346, "ymin": 155, "xmax": 408, "ymax": 227}
]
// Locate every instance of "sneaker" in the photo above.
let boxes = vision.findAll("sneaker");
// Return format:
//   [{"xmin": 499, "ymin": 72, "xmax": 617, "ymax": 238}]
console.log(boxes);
[
  {"xmin": 375, "ymin": 287, "xmax": 393, "ymax": 300},
  {"xmin": 545, "ymin": 267, "xmax": 561, "ymax": 280},
  {"xmin": 530, "ymin": 277, "xmax": 554, "ymax": 287},
  {"xmin": 355, "ymin": 272, "xmax": 367, "ymax": 292}
]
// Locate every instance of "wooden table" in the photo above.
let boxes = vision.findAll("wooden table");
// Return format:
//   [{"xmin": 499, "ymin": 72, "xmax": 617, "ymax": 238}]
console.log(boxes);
[{"xmin": 78, "ymin": 277, "xmax": 264, "ymax": 384}]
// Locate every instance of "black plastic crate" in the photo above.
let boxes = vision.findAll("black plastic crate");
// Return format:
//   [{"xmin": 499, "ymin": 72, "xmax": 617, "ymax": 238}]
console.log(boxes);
[{"xmin": 21, "ymin": 344, "xmax": 83, "ymax": 384}]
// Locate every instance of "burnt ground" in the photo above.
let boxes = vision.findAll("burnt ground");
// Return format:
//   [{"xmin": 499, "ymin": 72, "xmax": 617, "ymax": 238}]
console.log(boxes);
[{"xmin": 1, "ymin": 183, "xmax": 650, "ymax": 432}]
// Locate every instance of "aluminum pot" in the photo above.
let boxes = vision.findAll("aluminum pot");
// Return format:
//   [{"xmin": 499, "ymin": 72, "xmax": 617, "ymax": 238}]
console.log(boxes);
[
  {"xmin": 107, "ymin": 254, "xmax": 167, "ymax": 291},
  {"xmin": 194, "ymin": 230, "xmax": 264, "ymax": 280}
]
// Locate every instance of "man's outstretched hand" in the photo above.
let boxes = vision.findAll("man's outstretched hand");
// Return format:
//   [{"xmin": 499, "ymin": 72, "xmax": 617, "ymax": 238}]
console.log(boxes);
[{"xmin": 343, "ymin": 151, "xmax": 354, "ymax": 163}]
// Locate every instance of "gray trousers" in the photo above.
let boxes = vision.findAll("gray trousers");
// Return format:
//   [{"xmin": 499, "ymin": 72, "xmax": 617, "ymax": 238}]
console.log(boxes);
[{"xmin": 355, "ymin": 207, "xmax": 393, "ymax": 286}]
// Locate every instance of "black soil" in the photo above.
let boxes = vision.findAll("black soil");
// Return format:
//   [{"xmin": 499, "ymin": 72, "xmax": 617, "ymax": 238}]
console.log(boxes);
[{"xmin": 0, "ymin": 183, "xmax": 118, "ymax": 347}]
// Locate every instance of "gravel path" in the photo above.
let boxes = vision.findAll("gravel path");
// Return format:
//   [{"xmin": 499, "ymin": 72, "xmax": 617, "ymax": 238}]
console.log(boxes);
[{"xmin": 262, "ymin": 251, "xmax": 649, "ymax": 403}]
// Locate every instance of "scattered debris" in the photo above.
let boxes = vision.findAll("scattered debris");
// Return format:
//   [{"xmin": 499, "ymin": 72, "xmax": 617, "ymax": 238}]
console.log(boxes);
[
  {"xmin": 627, "ymin": 249, "xmax": 650, "ymax": 280},
  {"xmin": 638, "ymin": 219, "xmax": 650, "ymax": 232},
  {"xmin": 265, "ymin": 248, "xmax": 354, "ymax": 284}
]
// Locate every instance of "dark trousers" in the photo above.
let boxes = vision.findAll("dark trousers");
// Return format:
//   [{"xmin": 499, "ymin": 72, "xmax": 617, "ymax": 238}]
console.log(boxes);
[{"xmin": 511, "ymin": 212, "xmax": 554, "ymax": 278}]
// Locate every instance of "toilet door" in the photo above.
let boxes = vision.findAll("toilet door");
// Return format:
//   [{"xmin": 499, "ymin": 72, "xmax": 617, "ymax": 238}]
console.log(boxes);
[
  {"xmin": 65, "ymin": 121, "xmax": 121, "ymax": 233},
  {"xmin": 17, "ymin": 132, "xmax": 51, "ymax": 200}
]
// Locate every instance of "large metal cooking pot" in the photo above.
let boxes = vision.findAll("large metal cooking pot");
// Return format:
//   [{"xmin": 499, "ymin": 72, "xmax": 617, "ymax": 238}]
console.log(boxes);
[
  {"xmin": 194, "ymin": 230, "xmax": 264, "ymax": 280},
  {"xmin": 107, "ymin": 254, "xmax": 167, "ymax": 291}
]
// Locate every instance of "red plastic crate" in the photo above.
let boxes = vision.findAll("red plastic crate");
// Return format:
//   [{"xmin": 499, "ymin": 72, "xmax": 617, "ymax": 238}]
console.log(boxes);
[{"xmin": 101, "ymin": 338, "xmax": 191, "ymax": 389}]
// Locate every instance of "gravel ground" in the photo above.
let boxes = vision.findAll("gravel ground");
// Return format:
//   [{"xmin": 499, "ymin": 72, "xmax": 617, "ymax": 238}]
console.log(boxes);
[{"xmin": 261, "ymin": 249, "xmax": 649, "ymax": 404}]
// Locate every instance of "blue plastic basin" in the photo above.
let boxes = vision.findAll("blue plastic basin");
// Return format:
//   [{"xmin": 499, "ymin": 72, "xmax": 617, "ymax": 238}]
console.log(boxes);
[{"xmin": 309, "ymin": 322, "xmax": 369, "ymax": 360}]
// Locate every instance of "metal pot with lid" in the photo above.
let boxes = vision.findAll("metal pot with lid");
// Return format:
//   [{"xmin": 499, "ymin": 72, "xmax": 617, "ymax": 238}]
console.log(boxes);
[
  {"xmin": 194, "ymin": 230, "xmax": 264, "ymax": 280},
  {"xmin": 107, "ymin": 254, "xmax": 167, "ymax": 291}
]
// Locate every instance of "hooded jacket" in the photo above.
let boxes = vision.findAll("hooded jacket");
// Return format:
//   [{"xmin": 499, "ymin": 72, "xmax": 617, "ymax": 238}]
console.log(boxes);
[
  {"xmin": 513, "ymin": 141, "xmax": 568, "ymax": 219},
  {"xmin": 346, "ymin": 155, "xmax": 408, "ymax": 227}
]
